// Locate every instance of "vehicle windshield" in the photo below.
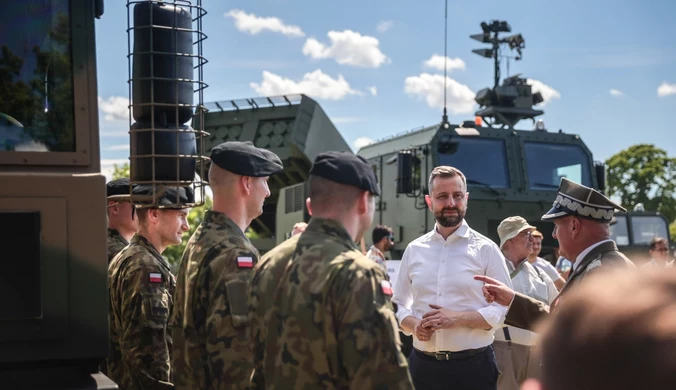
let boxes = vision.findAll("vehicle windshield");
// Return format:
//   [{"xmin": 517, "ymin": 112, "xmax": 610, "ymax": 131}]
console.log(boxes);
[
  {"xmin": 0, "ymin": 1, "xmax": 75, "ymax": 152},
  {"xmin": 609, "ymin": 215, "xmax": 630, "ymax": 246},
  {"xmin": 630, "ymin": 215, "xmax": 669, "ymax": 245},
  {"xmin": 524, "ymin": 142, "xmax": 592, "ymax": 190},
  {"xmin": 437, "ymin": 137, "xmax": 509, "ymax": 188}
]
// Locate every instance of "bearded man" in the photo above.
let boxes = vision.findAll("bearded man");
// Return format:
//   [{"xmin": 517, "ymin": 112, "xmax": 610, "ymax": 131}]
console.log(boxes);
[{"xmin": 392, "ymin": 166, "xmax": 512, "ymax": 390}]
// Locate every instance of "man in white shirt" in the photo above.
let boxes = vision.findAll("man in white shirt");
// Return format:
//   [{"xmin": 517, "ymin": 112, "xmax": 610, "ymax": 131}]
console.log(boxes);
[
  {"xmin": 393, "ymin": 166, "xmax": 512, "ymax": 390},
  {"xmin": 493, "ymin": 217, "xmax": 558, "ymax": 390},
  {"xmin": 642, "ymin": 237, "xmax": 673, "ymax": 268},
  {"xmin": 528, "ymin": 230, "xmax": 566, "ymax": 291},
  {"xmin": 366, "ymin": 224, "xmax": 394, "ymax": 271}
]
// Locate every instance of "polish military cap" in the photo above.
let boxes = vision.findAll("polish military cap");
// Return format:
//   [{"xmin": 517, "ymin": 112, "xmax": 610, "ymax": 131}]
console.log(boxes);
[
  {"xmin": 542, "ymin": 177, "xmax": 626, "ymax": 222},
  {"xmin": 107, "ymin": 178, "xmax": 135, "ymax": 200},
  {"xmin": 209, "ymin": 141, "xmax": 284, "ymax": 177},
  {"xmin": 132, "ymin": 184, "xmax": 194, "ymax": 209},
  {"xmin": 309, "ymin": 151, "xmax": 381, "ymax": 196}
]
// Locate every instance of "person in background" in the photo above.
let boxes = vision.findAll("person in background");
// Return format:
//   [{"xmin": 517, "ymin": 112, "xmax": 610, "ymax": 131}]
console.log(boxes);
[
  {"xmin": 542, "ymin": 240, "xmax": 560, "ymax": 268},
  {"xmin": 642, "ymin": 236, "xmax": 673, "ymax": 268},
  {"xmin": 527, "ymin": 230, "xmax": 565, "ymax": 291},
  {"xmin": 106, "ymin": 178, "xmax": 138, "ymax": 263},
  {"xmin": 366, "ymin": 224, "xmax": 394, "ymax": 272}
]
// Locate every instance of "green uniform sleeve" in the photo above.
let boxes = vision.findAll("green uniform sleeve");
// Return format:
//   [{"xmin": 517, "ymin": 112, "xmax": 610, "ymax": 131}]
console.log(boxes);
[{"xmin": 119, "ymin": 266, "xmax": 174, "ymax": 389}]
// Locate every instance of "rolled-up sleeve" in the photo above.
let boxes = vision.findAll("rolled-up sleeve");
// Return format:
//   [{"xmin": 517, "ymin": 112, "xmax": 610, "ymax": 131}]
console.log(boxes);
[
  {"xmin": 476, "ymin": 245, "xmax": 512, "ymax": 329},
  {"xmin": 392, "ymin": 246, "xmax": 414, "ymax": 333}
]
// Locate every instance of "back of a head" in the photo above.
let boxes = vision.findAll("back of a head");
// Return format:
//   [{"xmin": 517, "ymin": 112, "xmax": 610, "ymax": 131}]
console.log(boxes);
[{"xmin": 537, "ymin": 268, "xmax": 676, "ymax": 390}]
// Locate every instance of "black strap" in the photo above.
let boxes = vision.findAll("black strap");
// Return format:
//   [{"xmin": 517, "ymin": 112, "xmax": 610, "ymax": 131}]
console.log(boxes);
[{"xmin": 502, "ymin": 327, "xmax": 512, "ymax": 346}]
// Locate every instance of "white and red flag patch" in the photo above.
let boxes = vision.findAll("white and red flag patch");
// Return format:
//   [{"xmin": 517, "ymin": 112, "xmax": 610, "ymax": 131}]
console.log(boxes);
[
  {"xmin": 149, "ymin": 272, "xmax": 162, "ymax": 283},
  {"xmin": 237, "ymin": 256, "xmax": 254, "ymax": 268},
  {"xmin": 381, "ymin": 280, "xmax": 393, "ymax": 296}
]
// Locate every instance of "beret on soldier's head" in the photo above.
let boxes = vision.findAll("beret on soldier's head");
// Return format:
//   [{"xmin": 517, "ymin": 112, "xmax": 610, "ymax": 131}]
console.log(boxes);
[
  {"xmin": 209, "ymin": 141, "xmax": 284, "ymax": 177},
  {"xmin": 542, "ymin": 178, "xmax": 626, "ymax": 223},
  {"xmin": 132, "ymin": 184, "xmax": 194, "ymax": 209},
  {"xmin": 309, "ymin": 151, "xmax": 381, "ymax": 196},
  {"xmin": 107, "ymin": 178, "xmax": 135, "ymax": 199}
]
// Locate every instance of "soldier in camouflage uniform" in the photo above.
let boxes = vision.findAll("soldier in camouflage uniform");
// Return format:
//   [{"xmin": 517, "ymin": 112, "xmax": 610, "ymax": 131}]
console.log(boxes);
[
  {"xmin": 106, "ymin": 178, "xmax": 138, "ymax": 263},
  {"xmin": 171, "ymin": 141, "xmax": 283, "ymax": 389},
  {"xmin": 107, "ymin": 185, "xmax": 192, "ymax": 389},
  {"xmin": 249, "ymin": 151, "xmax": 414, "ymax": 389}
]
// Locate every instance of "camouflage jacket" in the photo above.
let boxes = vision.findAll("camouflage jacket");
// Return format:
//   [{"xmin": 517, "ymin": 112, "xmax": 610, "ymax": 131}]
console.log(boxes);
[
  {"xmin": 506, "ymin": 240, "xmax": 634, "ymax": 331},
  {"xmin": 248, "ymin": 217, "xmax": 413, "ymax": 390},
  {"xmin": 108, "ymin": 233, "xmax": 175, "ymax": 390},
  {"xmin": 108, "ymin": 228, "xmax": 129, "ymax": 264},
  {"xmin": 170, "ymin": 211, "xmax": 258, "ymax": 390}
]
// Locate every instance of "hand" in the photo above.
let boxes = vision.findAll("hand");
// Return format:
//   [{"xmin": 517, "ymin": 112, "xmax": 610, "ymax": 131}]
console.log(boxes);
[
  {"xmin": 473, "ymin": 275, "xmax": 515, "ymax": 306},
  {"xmin": 413, "ymin": 318, "xmax": 435, "ymax": 342},
  {"xmin": 420, "ymin": 304, "xmax": 461, "ymax": 330}
]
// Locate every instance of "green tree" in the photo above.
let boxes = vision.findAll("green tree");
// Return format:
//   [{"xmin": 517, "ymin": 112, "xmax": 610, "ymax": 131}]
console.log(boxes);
[
  {"xmin": 112, "ymin": 163, "xmax": 131, "ymax": 180},
  {"xmin": 670, "ymin": 220, "xmax": 676, "ymax": 243},
  {"xmin": 605, "ymin": 144, "xmax": 676, "ymax": 223}
]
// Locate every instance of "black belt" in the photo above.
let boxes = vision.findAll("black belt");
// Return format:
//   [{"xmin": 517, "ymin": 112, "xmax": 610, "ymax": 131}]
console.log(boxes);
[{"xmin": 414, "ymin": 346, "xmax": 489, "ymax": 361}]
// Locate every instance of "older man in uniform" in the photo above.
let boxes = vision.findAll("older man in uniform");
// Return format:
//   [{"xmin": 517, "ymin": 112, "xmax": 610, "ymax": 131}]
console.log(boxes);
[
  {"xmin": 106, "ymin": 178, "xmax": 138, "ymax": 263},
  {"xmin": 248, "ymin": 151, "xmax": 413, "ymax": 389},
  {"xmin": 107, "ymin": 185, "xmax": 192, "ymax": 389},
  {"xmin": 476, "ymin": 178, "xmax": 634, "ymax": 331},
  {"xmin": 170, "ymin": 141, "xmax": 283, "ymax": 390}
]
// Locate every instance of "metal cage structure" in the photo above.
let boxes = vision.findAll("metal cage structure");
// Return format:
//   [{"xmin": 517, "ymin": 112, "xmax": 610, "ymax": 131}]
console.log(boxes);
[{"xmin": 126, "ymin": 0, "xmax": 209, "ymax": 208}]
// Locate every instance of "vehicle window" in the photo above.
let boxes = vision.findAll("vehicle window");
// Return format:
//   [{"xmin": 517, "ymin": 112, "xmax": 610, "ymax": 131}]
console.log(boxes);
[
  {"xmin": 609, "ymin": 215, "xmax": 630, "ymax": 246},
  {"xmin": 524, "ymin": 142, "xmax": 591, "ymax": 190},
  {"xmin": 0, "ymin": 1, "xmax": 75, "ymax": 152},
  {"xmin": 630, "ymin": 216, "xmax": 669, "ymax": 245},
  {"xmin": 437, "ymin": 137, "xmax": 509, "ymax": 188}
]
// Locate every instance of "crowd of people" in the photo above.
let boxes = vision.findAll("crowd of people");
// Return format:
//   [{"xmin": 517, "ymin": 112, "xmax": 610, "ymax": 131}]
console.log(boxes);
[{"xmin": 104, "ymin": 141, "xmax": 675, "ymax": 390}]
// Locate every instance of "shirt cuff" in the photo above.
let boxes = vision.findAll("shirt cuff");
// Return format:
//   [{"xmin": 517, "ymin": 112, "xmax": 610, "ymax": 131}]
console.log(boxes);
[
  {"xmin": 477, "ymin": 304, "xmax": 508, "ymax": 330},
  {"xmin": 395, "ymin": 307, "xmax": 414, "ymax": 336}
]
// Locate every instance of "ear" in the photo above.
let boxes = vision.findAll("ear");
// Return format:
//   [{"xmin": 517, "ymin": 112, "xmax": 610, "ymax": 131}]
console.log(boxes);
[
  {"xmin": 241, "ymin": 176, "xmax": 252, "ymax": 195},
  {"xmin": 424, "ymin": 194, "xmax": 433, "ymax": 210},
  {"xmin": 305, "ymin": 197, "xmax": 313, "ymax": 216},
  {"xmin": 357, "ymin": 191, "xmax": 369, "ymax": 215},
  {"xmin": 148, "ymin": 208, "xmax": 161, "ymax": 223},
  {"xmin": 108, "ymin": 201, "xmax": 118, "ymax": 215}
]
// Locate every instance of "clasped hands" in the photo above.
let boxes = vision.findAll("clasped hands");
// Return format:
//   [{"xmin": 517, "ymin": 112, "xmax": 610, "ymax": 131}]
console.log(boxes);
[{"xmin": 413, "ymin": 304, "xmax": 463, "ymax": 342}]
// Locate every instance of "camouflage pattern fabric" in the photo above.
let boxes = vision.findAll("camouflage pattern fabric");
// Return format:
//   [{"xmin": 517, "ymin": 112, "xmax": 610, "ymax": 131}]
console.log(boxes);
[
  {"xmin": 248, "ymin": 217, "xmax": 414, "ymax": 389},
  {"xmin": 107, "ymin": 228, "xmax": 129, "ymax": 264},
  {"xmin": 171, "ymin": 211, "xmax": 258, "ymax": 389},
  {"xmin": 107, "ymin": 233, "xmax": 175, "ymax": 390}
]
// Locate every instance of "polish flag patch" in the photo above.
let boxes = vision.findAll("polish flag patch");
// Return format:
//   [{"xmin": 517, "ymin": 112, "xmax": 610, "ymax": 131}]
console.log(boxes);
[
  {"xmin": 381, "ymin": 280, "xmax": 393, "ymax": 296},
  {"xmin": 149, "ymin": 272, "xmax": 162, "ymax": 283},
  {"xmin": 237, "ymin": 256, "xmax": 254, "ymax": 268}
]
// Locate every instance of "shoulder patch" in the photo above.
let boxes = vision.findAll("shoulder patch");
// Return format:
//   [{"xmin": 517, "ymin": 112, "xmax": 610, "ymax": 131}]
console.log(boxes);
[
  {"xmin": 237, "ymin": 256, "xmax": 254, "ymax": 268},
  {"xmin": 381, "ymin": 280, "xmax": 393, "ymax": 296},
  {"xmin": 588, "ymin": 259, "xmax": 602, "ymax": 271},
  {"xmin": 149, "ymin": 272, "xmax": 162, "ymax": 283}
]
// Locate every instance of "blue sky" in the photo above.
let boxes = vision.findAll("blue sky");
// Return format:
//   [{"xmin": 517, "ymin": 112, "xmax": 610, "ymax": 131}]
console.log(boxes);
[{"xmin": 96, "ymin": 0, "xmax": 676, "ymax": 179}]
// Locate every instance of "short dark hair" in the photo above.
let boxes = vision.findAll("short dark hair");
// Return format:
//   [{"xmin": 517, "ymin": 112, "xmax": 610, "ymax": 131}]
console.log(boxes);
[
  {"xmin": 372, "ymin": 225, "xmax": 393, "ymax": 245},
  {"xmin": 649, "ymin": 236, "xmax": 668, "ymax": 250}
]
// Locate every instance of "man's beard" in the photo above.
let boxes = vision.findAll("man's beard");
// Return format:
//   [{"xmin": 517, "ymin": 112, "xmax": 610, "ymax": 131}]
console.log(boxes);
[{"xmin": 435, "ymin": 207, "xmax": 465, "ymax": 227}]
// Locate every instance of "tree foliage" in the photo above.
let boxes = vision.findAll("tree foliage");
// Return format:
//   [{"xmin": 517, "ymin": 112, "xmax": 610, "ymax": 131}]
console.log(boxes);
[
  {"xmin": 112, "ymin": 163, "xmax": 131, "ymax": 180},
  {"xmin": 605, "ymin": 144, "xmax": 676, "ymax": 223}
]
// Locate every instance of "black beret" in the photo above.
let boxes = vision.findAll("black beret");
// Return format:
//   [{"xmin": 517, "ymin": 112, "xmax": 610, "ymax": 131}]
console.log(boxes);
[
  {"xmin": 209, "ymin": 141, "xmax": 283, "ymax": 177},
  {"xmin": 107, "ymin": 178, "xmax": 135, "ymax": 199},
  {"xmin": 132, "ymin": 185, "xmax": 194, "ymax": 209},
  {"xmin": 542, "ymin": 178, "xmax": 626, "ymax": 222},
  {"xmin": 310, "ymin": 151, "xmax": 380, "ymax": 196}
]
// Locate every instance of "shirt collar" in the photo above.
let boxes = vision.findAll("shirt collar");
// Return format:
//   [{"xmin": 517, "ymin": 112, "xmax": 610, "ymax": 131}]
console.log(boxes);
[
  {"xmin": 431, "ymin": 219, "xmax": 470, "ymax": 241},
  {"xmin": 304, "ymin": 217, "xmax": 359, "ymax": 251},
  {"xmin": 204, "ymin": 210, "xmax": 246, "ymax": 236},
  {"xmin": 108, "ymin": 228, "xmax": 129, "ymax": 245},
  {"xmin": 368, "ymin": 245, "xmax": 385, "ymax": 259},
  {"xmin": 130, "ymin": 233, "xmax": 171, "ymax": 271},
  {"xmin": 573, "ymin": 239, "xmax": 613, "ymax": 271}
]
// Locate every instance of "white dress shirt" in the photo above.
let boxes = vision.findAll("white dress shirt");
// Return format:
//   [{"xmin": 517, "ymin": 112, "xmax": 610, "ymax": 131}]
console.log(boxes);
[
  {"xmin": 532, "ymin": 257, "xmax": 561, "ymax": 282},
  {"xmin": 494, "ymin": 260, "xmax": 558, "ymax": 346},
  {"xmin": 393, "ymin": 220, "xmax": 512, "ymax": 352},
  {"xmin": 572, "ymin": 239, "xmax": 613, "ymax": 271}
]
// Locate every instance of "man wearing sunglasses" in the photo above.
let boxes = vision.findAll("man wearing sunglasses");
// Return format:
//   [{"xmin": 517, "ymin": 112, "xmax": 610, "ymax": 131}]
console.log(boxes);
[
  {"xmin": 643, "ymin": 237, "xmax": 673, "ymax": 268},
  {"xmin": 106, "ymin": 178, "xmax": 139, "ymax": 263},
  {"xmin": 367, "ymin": 225, "xmax": 394, "ymax": 272}
]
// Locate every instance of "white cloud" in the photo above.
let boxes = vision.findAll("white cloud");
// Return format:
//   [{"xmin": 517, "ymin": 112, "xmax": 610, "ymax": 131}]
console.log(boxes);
[
  {"xmin": 250, "ymin": 70, "xmax": 360, "ymax": 100},
  {"xmin": 98, "ymin": 96, "xmax": 129, "ymax": 122},
  {"xmin": 100, "ymin": 131, "xmax": 129, "ymax": 138},
  {"xmin": 224, "ymin": 9, "xmax": 304, "ymax": 37},
  {"xmin": 353, "ymin": 137, "xmax": 375, "ymax": 149},
  {"xmin": 376, "ymin": 20, "xmax": 393, "ymax": 33},
  {"xmin": 106, "ymin": 144, "xmax": 130, "ymax": 151},
  {"xmin": 527, "ymin": 79, "xmax": 561, "ymax": 106},
  {"xmin": 302, "ymin": 30, "xmax": 390, "ymax": 68},
  {"xmin": 368, "ymin": 86, "xmax": 378, "ymax": 96},
  {"xmin": 657, "ymin": 82, "xmax": 676, "ymax": 97},
  {"xmin": 609, "ymin": 89, "xmax": 624, "ymax": 97},
  {"xmin": 423, "ymin": 55, "xmax": 466, "ymax": 72},
  {"xmin": 404, "ymin": 73, "xmax": 476, "ymax": 115}
]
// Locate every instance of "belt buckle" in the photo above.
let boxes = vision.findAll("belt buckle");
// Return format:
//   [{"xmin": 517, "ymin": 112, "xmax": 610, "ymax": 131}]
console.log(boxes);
[{"xmin": 434, "ymin": 351, "xmax": 450, "ymax": 361}]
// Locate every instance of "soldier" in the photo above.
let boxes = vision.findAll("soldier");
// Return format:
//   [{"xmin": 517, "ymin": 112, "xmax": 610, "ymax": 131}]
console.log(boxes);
[
  {"xmin": 107, "ymin": 185, "xmax": 192, "ymax": 389},
  {"xmin": 248, "ymin": 151, "xmax": 413, "ymax": 389},
  {"xmin": 170, "ymin": 141, "xmax": 283, "ymax": 389},
  {"xmin": 475, "ymin": 178, "xmax": 635, "ymax": 331},
  {"xmin": 106, "ymin": 178, "xmax": 138, "ymax": 263}
]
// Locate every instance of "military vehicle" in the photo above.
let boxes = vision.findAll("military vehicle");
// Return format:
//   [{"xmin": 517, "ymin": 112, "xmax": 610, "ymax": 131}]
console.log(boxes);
[{"xmin": 610, "ymin": 207, "xmax": 672, "ymax": 264}]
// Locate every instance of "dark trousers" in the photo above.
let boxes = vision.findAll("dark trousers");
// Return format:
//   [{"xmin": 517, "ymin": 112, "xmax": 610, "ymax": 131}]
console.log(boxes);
[{"xmin": 408, "ymin": 345, "xmax": 499, "ymax": 390}]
